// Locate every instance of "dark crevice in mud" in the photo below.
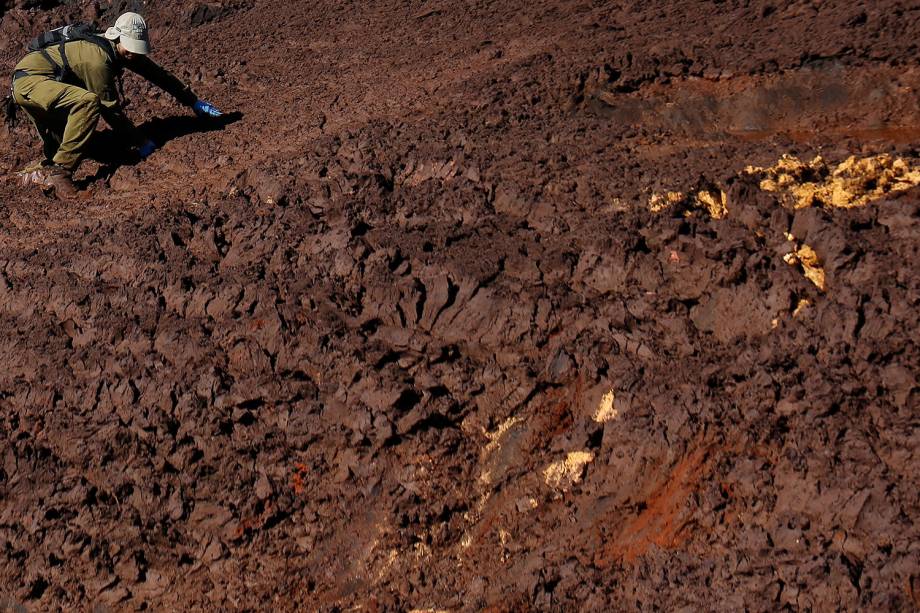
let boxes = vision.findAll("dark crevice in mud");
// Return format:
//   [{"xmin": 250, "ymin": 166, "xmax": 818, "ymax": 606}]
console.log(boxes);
[
  {"xmin": 374, "ymin": 350, "xmax": 402, "ymax": 369},
  {"xmin": 27, "ymin": 578, "xmax": 49, "ymax": 600},
  {"xmin": 429, "ymin": 344, "xmax": 461, "ymax": 365},
  {"xmin": 414, "ymin": 278, "xmax": 427, "ymax": 324},
  {"xmin": 404, "ymin": 412, "xmax": 458, "ymax": 436},
  {"xmin": 394, "ymin": 389, "xmax": 422, "ymax": 414},
  {"xmin": 359, "ymin": 318, "xmax": 382, "ymax": 337},
  {"xmin": 395, "ymin": 302, "xmax": 407, "ymax": 328},
  {"xmin": 430, "ymin": 277, "xmax": 459, "ymax": 330},
  {"xmin": 586, "ymin": 426, "xmax": 604, "ymax": 450},
  {"xmin": 351, "ymin": 221, "xmax": 372, "ymax": 237},
  {"xmin": 237, "ymin": 398, "xmax": 265, "ymax": 411}
]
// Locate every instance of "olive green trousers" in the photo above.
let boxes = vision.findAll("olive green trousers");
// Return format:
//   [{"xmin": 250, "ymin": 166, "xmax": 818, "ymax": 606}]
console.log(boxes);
[{"xmin": 12, "ymin": 75, "xmax": 101, "ymax": 171}]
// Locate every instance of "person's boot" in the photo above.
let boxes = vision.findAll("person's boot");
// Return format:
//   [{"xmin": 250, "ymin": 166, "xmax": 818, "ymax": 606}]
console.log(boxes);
[
  {"xmin": 44, "ymin": 165, "xmax": 78, "ymax": 199},
  {"xmin": 25, "ymin": 164, "xmax": 78, "ymax": 199}
]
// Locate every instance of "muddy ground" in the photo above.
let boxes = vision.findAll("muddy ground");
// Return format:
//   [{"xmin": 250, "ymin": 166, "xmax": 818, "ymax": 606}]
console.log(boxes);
[{"xmin": 0, "ymin": 0, "xmax": 919, "ymax": 610}]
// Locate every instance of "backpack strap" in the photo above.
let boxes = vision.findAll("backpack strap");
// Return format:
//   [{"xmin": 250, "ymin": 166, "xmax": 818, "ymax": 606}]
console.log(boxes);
[
  {"xmin": 58, "ymin": 41, "xmax": 71, "ymax": 80},
  {"xmin": 37, "ymin": 48, "xmax": 65, "ymax": 82}
]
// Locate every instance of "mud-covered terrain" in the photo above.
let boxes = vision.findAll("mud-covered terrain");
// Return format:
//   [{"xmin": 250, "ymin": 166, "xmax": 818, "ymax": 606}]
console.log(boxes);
[{"xmin": 1, "ymin": 0, "xmax": 919, "ymax": 610}]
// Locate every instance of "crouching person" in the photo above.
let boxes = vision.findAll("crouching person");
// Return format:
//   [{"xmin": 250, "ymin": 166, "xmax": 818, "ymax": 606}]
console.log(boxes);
[{"xmin": 11, "ymin": 12, "xmax": 222, "ymax": 198}]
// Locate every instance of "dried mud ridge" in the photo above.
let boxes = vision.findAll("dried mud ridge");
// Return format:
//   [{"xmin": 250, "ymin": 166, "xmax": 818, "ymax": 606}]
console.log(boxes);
[{"xmin": 1, "ymin": 0, "xmax": 920, "ymax": 610}]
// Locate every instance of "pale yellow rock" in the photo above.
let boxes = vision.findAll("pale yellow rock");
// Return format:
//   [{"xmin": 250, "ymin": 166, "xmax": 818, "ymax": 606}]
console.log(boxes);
[
  {"xmin": 650, "ymin": 189, "xmax": 727, "ymax": 218},
  {"xmin": 482, "ymin": 416, "xmax": 522, "ymax": 454},
  {"xmin": 746, "ymin": 153, "xmax": 920, "ymax": 210},
  {"xmin": 797, "ymin": 245, "xmax": 826, "ymax": 291},
  {"xmin": 784, "ymin": 243, "xmax": 826, "ymax": 291},
  {"xmin": 593, "ymin": 390, "xmax": 619, "ymax": 423},
  {"xmin": 543, "ymin": 451, "xmax": 594, "ymax": 490},
  {"xmin": 649, "ymin": 190, "xmax": 685, "ymax": 213},
  {"xmin": 793, "ymin": 298, "xmax": 811, "ymax": 318},
  {"xmin": 696, "ymin": 189, "xmax": 728, "ymax": 219}
]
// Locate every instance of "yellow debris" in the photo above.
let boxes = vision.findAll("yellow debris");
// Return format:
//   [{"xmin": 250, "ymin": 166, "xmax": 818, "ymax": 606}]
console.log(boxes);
[
  {"xmin": 593, "ymin": 390, "xmax": 619, "ymax": 423},
  {"xmin": 543, "ymin": 451, "xmax": 594, "ymax": 491},
  {"xmin": 792, "ymin": 298, "xmax": 811, "ymax": 318},
  {"xmin": 482, "ymin": 416, "xmax": 522, "ymax": 455},
  {"xmin": 696, "ymin": 189, "xmax": 729, "ymax": 219},
  {"xmin": 649, "ymin": 191, "xmax": 684, "ymax": 212},
  {"xmin": 649, "ymin": 189, "xmax": 727, "ymax": 218},
  {"xmin": 745, "ymin": 154, "xmax": 920, "ymax": 209},
  {"xmin": 783, "ymin": 243, "xmax": 826, "ymax": 291}
]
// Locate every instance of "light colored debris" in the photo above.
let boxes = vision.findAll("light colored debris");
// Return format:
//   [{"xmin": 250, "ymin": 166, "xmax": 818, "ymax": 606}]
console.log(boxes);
[
  {"xmin": 783, "ymin": 242, "xmax": 826, "ymax": 291},
  {"xmin": 649, "ymin": 189, "xmax": 728, "ymax": 218},
  {"xmin": 696, "ymin": 189, "xmax": 729, "ymax": 219},
  {"xmin": 479, "ymin": 415, "xmax": 524, "ymax": 485},
  {"xmin": 792, "ymin": 298, "xmax": 811, "ymax": 318},
  {"xmin": 746, "ymin": 154, "xmax": 920, "ymax": 209},
  {"xmin": 543, "ymin": 451, "xmax": 595, "ymax": 491},
  {"xmin": 482, "ymin": 415, "xmax": 522, "ymax": 454},
  {"xmin": 649, "ymin": 190, "xmax": 684, "ymax": 212},
  {"xmin": 593, "ymin": 390, "xmax": 620, "ymax": 423},
  {"xmin": 398, "ymin": 159, "xmax": 459, "ymax": 187}
]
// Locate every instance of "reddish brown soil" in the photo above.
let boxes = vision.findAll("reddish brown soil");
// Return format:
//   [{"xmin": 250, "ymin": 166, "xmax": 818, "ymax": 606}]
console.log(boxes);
[{"xmin": 1, "ymin": 0, "xmax": 919, "ymax": 610}]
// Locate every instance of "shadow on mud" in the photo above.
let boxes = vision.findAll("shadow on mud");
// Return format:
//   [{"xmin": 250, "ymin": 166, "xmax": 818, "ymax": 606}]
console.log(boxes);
[{"xmin": 82, "ymin": 111, "xmax": 243, "ymax": 185}]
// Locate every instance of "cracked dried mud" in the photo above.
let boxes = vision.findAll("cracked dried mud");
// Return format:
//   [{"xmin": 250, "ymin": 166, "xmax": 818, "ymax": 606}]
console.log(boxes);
[{"xmin": 1, "ymin": 0, "xmax": 919, "ymax": 610}]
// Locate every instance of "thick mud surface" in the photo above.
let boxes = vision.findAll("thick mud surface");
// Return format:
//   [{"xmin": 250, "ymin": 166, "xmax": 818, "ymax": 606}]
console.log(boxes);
[{"xmin": 1, "ymin": 0, "xmax": 919, "ymax": 610}]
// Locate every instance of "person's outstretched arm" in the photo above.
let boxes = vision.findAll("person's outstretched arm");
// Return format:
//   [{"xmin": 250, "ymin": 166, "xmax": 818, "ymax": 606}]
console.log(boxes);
[{"xmin": 128, "ymin": 56, "xmax": 222, "ymax": 116}]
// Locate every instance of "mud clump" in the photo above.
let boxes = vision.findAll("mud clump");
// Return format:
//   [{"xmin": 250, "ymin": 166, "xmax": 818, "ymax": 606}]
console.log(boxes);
[{"xmin": 0, "ymin": 0, "xmax": 919, "ymax": 610}]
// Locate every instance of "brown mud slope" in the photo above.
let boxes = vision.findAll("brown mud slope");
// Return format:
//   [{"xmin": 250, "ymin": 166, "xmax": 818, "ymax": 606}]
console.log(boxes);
[{"xmin": 1, "ymin": 0, "xmax": 919, "ymax": 610}]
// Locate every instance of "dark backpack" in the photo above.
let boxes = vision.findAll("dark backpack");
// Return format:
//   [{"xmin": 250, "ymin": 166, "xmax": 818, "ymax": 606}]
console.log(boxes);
[{"xmin": 27, "ymin": 23, "xmax": 120, "ymax": 85}]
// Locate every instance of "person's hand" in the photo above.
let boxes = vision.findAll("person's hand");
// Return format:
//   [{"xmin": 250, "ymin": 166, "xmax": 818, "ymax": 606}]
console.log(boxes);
[
  {"xmin": 193, "ymin": 100, "xmax": 222, "ymax": 118},
  {"xmin": 138, "ymin": 140, "xmax": 156, "ymax": 159}
]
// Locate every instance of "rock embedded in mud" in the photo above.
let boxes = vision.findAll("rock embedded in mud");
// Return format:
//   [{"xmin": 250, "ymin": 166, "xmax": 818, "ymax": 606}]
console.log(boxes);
[
  {"xmin": 542, "ymin": 451, "xmax": 594, "ymax": 491},
  {"xmin": 593, "ymin": 389, "xmax": 619, "ymax": 423},
  {"xmin": 546, "ymin": 350, "xmax": 574, "ymax": 382},
  {"xmin": 782, "ymin": 240, "xmax": 826, "ymax": 291}
]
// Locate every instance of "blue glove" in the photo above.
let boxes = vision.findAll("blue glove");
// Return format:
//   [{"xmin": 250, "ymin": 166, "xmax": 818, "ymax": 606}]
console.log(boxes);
[
  {"xmin": 138, "ymin": 140, "xmax": 156, "ymax": 159},
  {"xmin": 193, "ymin": 100, "xmax": 222, "ymax": 118}
]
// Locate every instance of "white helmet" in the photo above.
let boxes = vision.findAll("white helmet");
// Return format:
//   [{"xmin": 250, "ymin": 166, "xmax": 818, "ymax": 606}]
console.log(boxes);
[{"xmin": 104, "ymin": 12, "xmax": 150, "ymax": 55}]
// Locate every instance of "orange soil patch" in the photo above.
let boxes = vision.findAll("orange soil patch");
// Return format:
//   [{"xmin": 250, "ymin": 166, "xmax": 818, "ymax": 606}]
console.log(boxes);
[{"xmin": 595, "ymin": 442, "xmax": 716, "ymax": 567}]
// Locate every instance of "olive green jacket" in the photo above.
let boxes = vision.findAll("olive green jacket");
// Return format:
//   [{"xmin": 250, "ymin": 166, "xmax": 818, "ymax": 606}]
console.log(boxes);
[{"xmin": 14, "ymin": 38, "xmax": 198, "ymax": 145}]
